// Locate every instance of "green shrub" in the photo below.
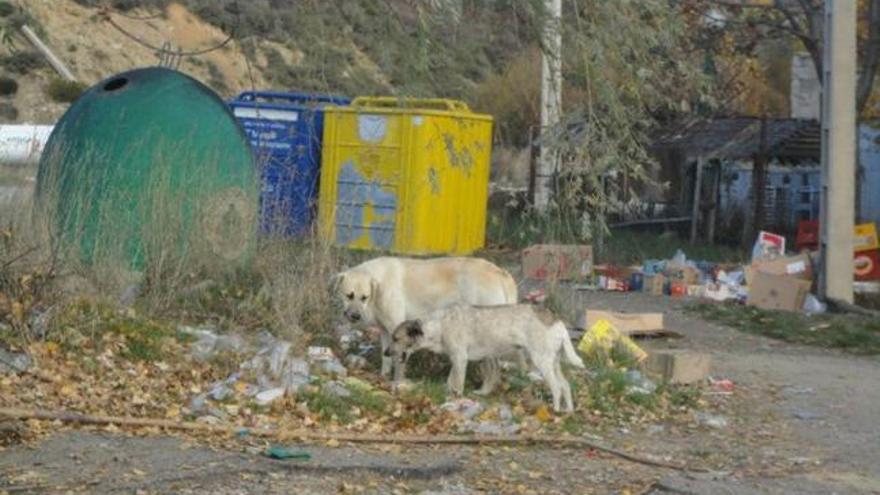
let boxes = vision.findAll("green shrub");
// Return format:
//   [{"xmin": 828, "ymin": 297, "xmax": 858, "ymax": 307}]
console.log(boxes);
[
  {"xmin": 46, "ymin": 78, "xmax": 88, "ymax": 103},
  {"xmin": 0, "ymin": 1, "xmax": 15, "ymax": 17},
  {"xmin": 0, "ymin": 51, "xmax": 44, "ymax": 74},
  {"xmin": 0, "ymin": 76, "xmax": 17, "ymax": 95}
]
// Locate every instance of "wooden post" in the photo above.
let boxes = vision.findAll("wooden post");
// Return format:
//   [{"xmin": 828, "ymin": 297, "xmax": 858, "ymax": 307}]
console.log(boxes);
[
  {"xmin": 21, "ymin": 25, "xmax": 77, "ymax": 81},
  {"xmin": 527, "ymin": 126, "xmax": 536, "ymax": 204},
  {"xmin": 706, "ymin": 161, "xmax": 720, "ymax": 244},
  {"xmin": 690, "ymin": 157, "xmax": 704, "ymax": 243},
  {"xmin": 750, "ymin": 117, "xmax": 769, "ymax": 240}
]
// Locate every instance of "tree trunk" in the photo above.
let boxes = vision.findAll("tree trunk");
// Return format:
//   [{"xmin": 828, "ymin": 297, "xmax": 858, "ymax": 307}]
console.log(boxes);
[{"xmin": 856, "ymin": 0, "xmax": 880, "ymax": 116}]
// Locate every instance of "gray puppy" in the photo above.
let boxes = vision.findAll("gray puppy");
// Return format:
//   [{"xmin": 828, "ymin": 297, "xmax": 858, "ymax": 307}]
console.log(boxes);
[{"xmin": 387, "ymin": 304, "xmax": 585, "ymax": 412}]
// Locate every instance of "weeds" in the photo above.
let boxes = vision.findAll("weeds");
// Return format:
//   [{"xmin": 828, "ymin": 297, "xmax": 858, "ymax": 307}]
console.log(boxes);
[
  {"xmin": 52, "ymin": 299, "xmax": 181, "ymax": 362},
  {"xmin": 687, "ymin": 302, "xmax": 880, "ymax": 355},
  {"xmin": 0, "ymin": 52, "xmax": 44, "ymax": 74},
  {"xmin": 45, "ymin": 78, "xmax": 87, "ymax": 103},
  {"xmin": 485, "ymin": 199, "xmax": 744, "ymax": 264},
  {"xmin": 301, "ymin": 381, "xmax": 390, "ymax": 424},
  {"xmin": 0, "ymin": 76, "xmax": 17, "ymax": 95},
  {"xmin": 598, "ymin": 229, "xmax": 744, "ymax": 265}
]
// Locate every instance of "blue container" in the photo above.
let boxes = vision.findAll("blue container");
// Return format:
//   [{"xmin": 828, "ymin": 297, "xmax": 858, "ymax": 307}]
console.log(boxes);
[
  {"xmin": 629, "ymin": 273, "xmax": 644, "ymax": 292},
  {"xmin": 229, "ymin": 91, "xmax": 350, "ymax": 236}
]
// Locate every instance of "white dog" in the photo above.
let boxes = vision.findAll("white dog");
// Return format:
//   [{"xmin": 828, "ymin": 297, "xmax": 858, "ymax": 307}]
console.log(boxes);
[
  {"xmin": 333, "ymin": 256, "xmax": 517, "ymax": 382},
  {"xmin": 386, "ymin": 304, "xmax": 585, "ymax": 412}
]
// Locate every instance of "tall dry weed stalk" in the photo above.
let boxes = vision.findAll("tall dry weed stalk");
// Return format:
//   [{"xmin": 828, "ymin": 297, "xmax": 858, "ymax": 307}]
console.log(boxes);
[{"xmin": 254, "ymin": 230, "xmax": 343, "ymax": 349}]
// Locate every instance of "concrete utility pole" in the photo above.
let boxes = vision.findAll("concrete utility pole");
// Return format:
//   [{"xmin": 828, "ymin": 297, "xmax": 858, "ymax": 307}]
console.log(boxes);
[
  {"xmin": 819, "ymin": 0, "xmax": 856, "ymax": 304},
  {"xmin": 535, "ymin": 0, "xmax": 562, "ymax": 211}
]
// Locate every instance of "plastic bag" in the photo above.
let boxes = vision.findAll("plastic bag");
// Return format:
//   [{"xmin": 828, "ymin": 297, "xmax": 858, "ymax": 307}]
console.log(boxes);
[
  {"xmin": 802, "ymin": 294, "xmax": 827, "ymax": 315},
  {"xmin": 577, "ymin": 319, "xmax": 647, "ymax": 364}
]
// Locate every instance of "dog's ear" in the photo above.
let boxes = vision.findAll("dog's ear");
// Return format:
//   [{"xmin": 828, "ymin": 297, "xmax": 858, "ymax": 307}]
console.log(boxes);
[
  {"xmin": 406, "ymin": 320, "xmax": 423, "ymax": 338},
  {"xmin": 369, "ymin": 276, "xmax": 381, "ymax": 298},
  {"xmin": 329, "ymin": 272, "xmax": 345, "ymax": 291}
]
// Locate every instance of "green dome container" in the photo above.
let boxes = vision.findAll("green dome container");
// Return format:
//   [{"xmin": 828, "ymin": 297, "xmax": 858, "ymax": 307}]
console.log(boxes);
[{"xmin": 36, "ymin": 67, "xmax": 258, "ymax": 272}]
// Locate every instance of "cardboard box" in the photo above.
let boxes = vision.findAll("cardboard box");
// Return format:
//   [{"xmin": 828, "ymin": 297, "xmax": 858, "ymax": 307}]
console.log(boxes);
[
  {"xmin": 665, "ymin": 265, "xmax": 700, "ymax": 285},
  {"xmin": 749, "ymin": 253, "xmax": 813, "ymax": 283},
  {"xmin": 643, "ymin": 274, "xmax": 665, "ymax": 295},
  {"xmin": 577, "ymin": 310, "xmax": 664, "ymax": 334},
  {"xmin": 747, "ymin": 272, "xmax": 812, "ymax": 311},
  {"xmin": 854, "ymin": 223, "xmax": 879, "ymax": 252},
  {"xmin": 522, "ymin": 244, "xmax": 593, "ymax": 282},
  {"xmin": 752, "ymin": 231, "xmax": 786, "ymax": 262},
  {"xmin": 854, "ymin": 249, "xmax": 880, "ymax": 281},
  {"xmin": 645, "ymin": 350, "xmax": 711, "ymax": 384}
]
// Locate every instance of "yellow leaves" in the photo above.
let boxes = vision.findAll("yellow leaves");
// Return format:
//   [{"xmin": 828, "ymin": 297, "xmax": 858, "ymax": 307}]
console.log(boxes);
[
  {"xmin": 534, "ymin": 405, "xmax": 553, "ymax": 423},
  {"xmin": 325, "ymin": 438, "xmax": 340, "ymax": 447},
  {"xmin": 0, "ymin": 291, "xmax": 10, "ymax": 314},
  {"xmin": 10, "ymin": 300, "xmax": 24, "ymax": 325},
  {"xmin": 164, "ymin": 405, "xmax": 181, "ymax": 419},
  {"xmin": 58, "ymin": 383, "xmax": 76, "ymax": 397}
]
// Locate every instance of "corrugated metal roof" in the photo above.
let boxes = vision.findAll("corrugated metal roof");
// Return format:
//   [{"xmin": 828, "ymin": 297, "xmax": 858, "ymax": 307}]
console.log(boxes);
[{"xmin": 652, "ymin": 117, "xmax": 820, "ymax": 161}]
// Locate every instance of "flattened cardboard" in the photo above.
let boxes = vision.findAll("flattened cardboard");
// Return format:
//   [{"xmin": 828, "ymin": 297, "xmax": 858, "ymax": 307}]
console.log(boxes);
[
  {"xmin": 577, "ymin": 310, "xmax": 664, "ymax": 335},
  {"xmin": 643, "ymin": 274, "xmax": 665, "ymax": 296}
]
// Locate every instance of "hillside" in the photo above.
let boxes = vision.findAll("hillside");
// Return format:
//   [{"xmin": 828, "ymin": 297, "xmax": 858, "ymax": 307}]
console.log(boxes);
[{"xmin": 0, "ymin": 0, "xmax": 533, "ymax": 126}]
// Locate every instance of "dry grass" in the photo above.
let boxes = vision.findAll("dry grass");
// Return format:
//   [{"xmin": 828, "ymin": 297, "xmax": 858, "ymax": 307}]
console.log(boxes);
[
  {"xmin": 1, "ymin": 147, "xmax": 355, "ymax": 355},
  {"xmin": 254, "ymin": 234, "xmax": 343, "ymax": 348}
]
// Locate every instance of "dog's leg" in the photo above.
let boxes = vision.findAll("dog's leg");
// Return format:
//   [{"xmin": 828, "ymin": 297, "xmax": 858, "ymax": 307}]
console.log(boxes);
[
  {"xmin": 447, "ymin": 354, "xmax": 468, "ymax": 396},
  {"xmin": 474, "ymin": 358, "xmax": 500, "ymax": 396},
  {"xmin": 380, "ymin": 332, "xmax": 393, "ymax": 379},
  {"xmin": 554, "ymin": 358, "xmax": 574, "ymax": 413},
  {"xmin": 535, "ymin": 356, "xmax": 562, "ymax": 412},
  {"xmin": 516, "ymin": 350, "xmax": 530, "ymax": 371},
  {"xmin": 393, "ymin": 355, "xmax": 408, "ymax": 384}
]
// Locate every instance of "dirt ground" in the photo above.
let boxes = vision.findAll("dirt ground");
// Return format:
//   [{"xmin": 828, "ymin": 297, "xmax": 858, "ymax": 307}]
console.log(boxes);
[{"xmin": 2, "ymin": 290, "xmax": 879, "ymax": 494}]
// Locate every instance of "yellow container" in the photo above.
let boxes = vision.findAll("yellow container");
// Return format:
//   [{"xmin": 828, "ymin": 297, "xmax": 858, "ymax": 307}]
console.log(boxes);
[{"xmin": 318, "ymin": 97, "xmax": 493, "ymax": 254}]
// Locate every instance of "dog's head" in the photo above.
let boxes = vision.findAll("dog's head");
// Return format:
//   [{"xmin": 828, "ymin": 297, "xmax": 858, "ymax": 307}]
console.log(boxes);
[
  {"xmin": 332, "ymin": 270, "xmax": 379, "ymax": 325},
  {"xmin": 384, "ymin": 319, "xmax": 424, "ymax": 361}
]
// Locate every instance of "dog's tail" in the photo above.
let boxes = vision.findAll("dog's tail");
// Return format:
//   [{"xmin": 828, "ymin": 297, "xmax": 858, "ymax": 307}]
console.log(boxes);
[{"xmin": 552, "ymin": 321, "xmax": 585, "ymax": 368}]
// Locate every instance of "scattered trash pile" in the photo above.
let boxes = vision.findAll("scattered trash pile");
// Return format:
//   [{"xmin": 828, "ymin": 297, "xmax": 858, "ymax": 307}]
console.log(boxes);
[
  {"xmin": 182, "ymin": 326, "xmax": 349, "ymax": 422},
  {"xmin": 179, "ymin": 326, "xmax": 531, "ymax": 435},
  {"xmin": 522, "ymin": 222, "xmax": 880, "ymax": 313},
  {"xmin": 440, "ymin": 398, "xmax": 521, "ymax": 435}
]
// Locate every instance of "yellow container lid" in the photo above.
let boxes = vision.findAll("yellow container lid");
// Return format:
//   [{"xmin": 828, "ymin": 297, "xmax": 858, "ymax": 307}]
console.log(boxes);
[{"xmin": 328, "ymin": 96, "xmax": 493, "ymax": 121}]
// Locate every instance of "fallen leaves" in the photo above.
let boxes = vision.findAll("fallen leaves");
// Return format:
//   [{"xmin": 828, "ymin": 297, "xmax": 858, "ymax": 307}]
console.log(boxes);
[
  {"xmin": 534, "ymin": 405, "xmax": 553, "ymax": 423},
  {"xmin": 164, "ymin": 405, "xmax": 181, "ymax": 419}
]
